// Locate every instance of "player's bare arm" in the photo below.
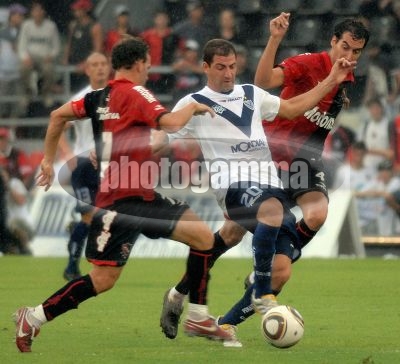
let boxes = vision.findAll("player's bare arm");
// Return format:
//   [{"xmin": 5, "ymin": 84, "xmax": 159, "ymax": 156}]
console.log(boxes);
[
  {"xmin": 278, "ymin": 58, "xmax": 356, "ymax": 120},
  {"xmin": 159, "ymin": 102, "xmax": 214, "ymax": 133},
  {"xmin": 254, "ymin": 12, "xmax": 289, "ymax": 89},
  {"xmin": 36, "ymin": 102, "xmax": 78, "ymax": 191}
]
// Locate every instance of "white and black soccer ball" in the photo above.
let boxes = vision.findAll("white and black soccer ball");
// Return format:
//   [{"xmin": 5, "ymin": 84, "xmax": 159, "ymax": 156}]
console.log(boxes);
[{"xmin": 261, "ymin": 305, "xmax": 304, "ymax": 348}]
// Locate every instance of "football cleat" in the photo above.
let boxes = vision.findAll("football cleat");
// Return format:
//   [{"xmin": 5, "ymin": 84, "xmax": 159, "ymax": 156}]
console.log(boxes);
[
  {"xmin": 251, "ymin": 293, "xmax": 278, "ymax": 315},
  {"xmin": 183, "ymin": 316, "xmax": 234, "ymax": 341},
  {"xmin": 13, "ymin": 307, "xmax": 40, "ymax": 353},
  {"xmin": 216, "ymin": 317, "xmax": 243, "ymax": 348},
  {"xmin": 160, "ymin": 289, "xmax": 184, "ymax": 339}
]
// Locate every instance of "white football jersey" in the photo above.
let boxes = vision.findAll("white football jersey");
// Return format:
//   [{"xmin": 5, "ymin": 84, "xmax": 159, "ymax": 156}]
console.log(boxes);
[
  {"xmin": 170, "ymin": 84, "xmax": 283, "ymax": 207},
  {"xmin": 70, "ymin": 85, "xmax": 96, "ymax": 158}
]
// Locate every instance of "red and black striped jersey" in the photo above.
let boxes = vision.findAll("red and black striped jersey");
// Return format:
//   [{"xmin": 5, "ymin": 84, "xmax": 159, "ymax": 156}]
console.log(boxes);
[{"xmin": 263, "ymin": 51, "xmax": 354, "ymax": 167}]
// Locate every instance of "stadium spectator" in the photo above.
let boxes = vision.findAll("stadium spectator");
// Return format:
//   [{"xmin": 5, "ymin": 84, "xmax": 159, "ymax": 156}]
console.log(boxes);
[
  {"xmin": 140, "ymin": 9, "xmax": 179, "ymax": 94},
  {"xmin": 215, "ymin": 8, "xmax": 246, "ymax": 46},
  {"xmin": 58, "ymin": 52, "xmax": 111, "ymax": 281},
  {"xmin": 323, "ymin": 124, "xmax": 356, "ymax": 188},
  {"xmin": 172, "ymin": 0, "xmax": 213, "ymax": 50},
  {"xmin": 359, "ymin": 0, "xmax": 394, "ymax": 27},
  {"xmin": 63, "ymin": 0, "xmax": 103, "ymax": 92},
  {"xmin": 13, "ymin": 37, "xmax": 235, "ymax": 353},
  {"xmin": 171, "ymin": 39, "xmax": 204, "ymax": 103},
  {"xmin": 234, "ymin": 44, "xmax": 253, "ymax": 84},
  {"xmin": 104, "ymin": 4, "xmax": 139, "ymax": 57},
  {"xmin": 0, "ymin": 3, "xmax": 27, "ymax": 118},
  {"xmin": 0, "ymin": 127, "xmax": 35, "ymax": 189},
  {"xmin": 353, "ymin": 159, "xmax": 400, "ymax": 235},
  {"xmin": 333, "ymin": 141, "xmax": 380, "ymax": 234},
  {"xmin": 357, "ymin": 97, "xmax": 394, "ymax": 171},
  {"xmin": 160, "ymin": 18, "xmax": 358, "ymax": 344},
  {"xmin": 17, "ymin": 1, "xmax": 60, "ymax": 109}
]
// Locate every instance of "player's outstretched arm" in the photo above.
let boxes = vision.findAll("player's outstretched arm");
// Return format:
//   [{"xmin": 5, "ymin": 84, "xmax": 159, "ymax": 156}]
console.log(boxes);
[
  {"xmin": 254, "ymin": 12, "xmax": 290, "ymax": 89},
  {"xmin": 278, "ymin": 58, "xmax": 356, "ymax": 120},
  {"xmin": 159, "ymin": 102, "xmax": 214, "ymax": 133}
]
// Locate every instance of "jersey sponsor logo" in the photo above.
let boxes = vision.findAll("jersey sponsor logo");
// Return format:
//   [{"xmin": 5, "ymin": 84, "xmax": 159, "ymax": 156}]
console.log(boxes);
[
  {"xmin": 304, "ymin": 106, "xmax": 335, "ymax": 130},
  {"xmin": 133, "ymin": 86, "xmax": 157, "ymax": 103},
  {"xmin": 96, "ymin": 106, "xmax": 120, "ymax": 120},
  {"xmin": 231, "ymin": 139, "xmax": 266, "ymax": 153},
  {"xmin": 219, "ymin": 96, "xmax": 242, "ymax": 102}
]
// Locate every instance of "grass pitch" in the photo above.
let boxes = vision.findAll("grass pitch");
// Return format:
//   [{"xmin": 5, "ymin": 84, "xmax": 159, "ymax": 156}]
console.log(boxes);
[{"xmin": 1, "ymin": 256, "xmax": 400, "ymax": 364}]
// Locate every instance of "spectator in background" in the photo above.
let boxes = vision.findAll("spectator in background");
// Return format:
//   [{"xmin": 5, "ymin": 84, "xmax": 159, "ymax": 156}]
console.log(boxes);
[
  {"xmin": 323, "ymin": 124, "xmax": 356, "ymax": 188},
  {"xmin": 17, "ymin": 1, "xmax": 60, "ymax": 109},
  {"xmin": 172, "ymin": 0, "xmax": 213, "ymax": 50},
  {"xmin": 0, "ymin": 3, "xmax": 27, "ymax": 118},
  {"xmin": 358, "ymin": 97, "xmax": 394, "ymax": 170},
  {"xmin": 171, "ymin": 39, "xmax": 204, "ymax": 103},
  {"xmin": 333, "ymin": 141, "xmax": 379, "ymax": 234},
  {"xmin": 235, "ymin": 44, "xmax": 253, "ymax": 84},
  {"xmin": 359, "ymin": 0, "xmax": 394, "ymax": 27},
  {"xmin": 140, "ymin": 9, "xmax": 179, "ymax": 94},
  {"xmin": 0, "ymin": 128, "xmax": 35, "ymax": 191},
  {"xmin": 353, "ymin": 159, "xmax": 400, "ymax": 235},
  {"xmin": 104, "ymin": 5, "xmax": 139, "ymax": 57},
  {"xmin": 63, "ymin": 0, "xmax": 103, "ymax": 92},
  {"xmin": 215, "ymin": 8, "xmax": 246, "ymax": 46}
]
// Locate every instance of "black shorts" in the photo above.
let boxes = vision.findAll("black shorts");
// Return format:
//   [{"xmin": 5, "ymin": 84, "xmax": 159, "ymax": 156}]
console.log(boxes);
[
  {"xmin": 225, "ymin": 181, "xmax": 297, "ymax": 259},
  {"xmin": 71, "ymin": 157, "xmax": 99, "ymax": 214},
  {"xmin": 278, "ymin": 158, "xmax": 328, "ymax": 203},
  {"xmin": 85, "ymin": 193, "xmax": 189, "ymax": 266}
]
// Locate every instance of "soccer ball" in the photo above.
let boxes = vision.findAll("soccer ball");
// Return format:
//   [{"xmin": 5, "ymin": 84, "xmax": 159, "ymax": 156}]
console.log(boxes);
[{"xmin": 261, "ymin": 305, "xmax": 304, "ymax": 348}]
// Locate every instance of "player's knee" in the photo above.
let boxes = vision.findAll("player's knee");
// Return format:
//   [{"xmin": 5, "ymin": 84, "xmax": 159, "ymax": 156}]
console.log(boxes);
[
  {"xmin": 188, "ymin": 228, "xmax": 214, "ymax": 251},
  {"xmin": 303, "ymin": 212, "xmax": 327, "ymax": 231},
  {"xmin": 90, "ymin": 267, "xmax": 121, "ymax": 293}
]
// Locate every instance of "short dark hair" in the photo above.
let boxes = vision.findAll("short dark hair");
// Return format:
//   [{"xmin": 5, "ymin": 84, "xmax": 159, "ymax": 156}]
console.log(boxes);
[
  {"xmin": 111, "ymin": 37, "xmax": 149, "ymax": 70},
  {"xmin": 202, "ymin": 38, "xmax": 236, "ymax": 65},
  {"xmin": 351, "ymin": 141, "xmax": 367, "ymax": 151},
  {"xmin": 333, "ymin": 19, "xmax": 370, "ymax": 48}
]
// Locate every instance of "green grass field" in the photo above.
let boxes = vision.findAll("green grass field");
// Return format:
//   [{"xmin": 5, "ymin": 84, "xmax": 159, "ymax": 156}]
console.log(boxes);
[{"xmin": 1, "ymin": 256, "xmax": 400, "ymax": 364}]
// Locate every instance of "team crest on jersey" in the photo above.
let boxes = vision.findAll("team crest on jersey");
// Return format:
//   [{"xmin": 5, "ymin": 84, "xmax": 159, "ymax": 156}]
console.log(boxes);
[
  {"xmin": 243, "ymin": 97, "xmax": 254, "ymax": 110},
  {"xmin": 212, "ymin": 104, "xmax": 226, "ymax": 114}
]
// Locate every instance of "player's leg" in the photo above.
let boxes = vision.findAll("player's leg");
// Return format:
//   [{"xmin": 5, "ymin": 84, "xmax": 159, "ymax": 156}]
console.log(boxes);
[
  {"xmin": 167, "ymin": 208, "xmax": 236, "ymax": 341},
  {"xmin": 14, "ymin": 207, "xmax": 137, "ymax": 352},
  {"xmin": 161, "ymin": 219, "xmax": 246, "ymax": 340},
  {"xmin": 295, "ymin": 190, "xmax": 328, "ymax": 249},
  {"xmin": 64, "ymin": 159, "xmax": 98, "ymax": 280}
]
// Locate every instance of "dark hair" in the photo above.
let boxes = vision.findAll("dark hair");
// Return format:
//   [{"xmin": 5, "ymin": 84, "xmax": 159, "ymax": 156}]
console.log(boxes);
[
  {"xmin": 111, "ymin": 37, "xmax": 149, "ymax": 70},
  {"xmin": 202, "ymin": 38, "xmax": 236, "ymax": 65},
  {"xmin": 366, "ymin": 97, "xmax": 383, "ymax": 108},
  {"xmin": 333, "ymin": 19, "xmax": 370, "ymax": 48},
  {"xmin": 351, "ymin": 141, "xmax": 367, "ymax": 151}
]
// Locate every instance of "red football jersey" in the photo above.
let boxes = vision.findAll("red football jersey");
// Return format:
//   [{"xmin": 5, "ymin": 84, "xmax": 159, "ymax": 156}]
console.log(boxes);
[
  {"xmin": 72, "ymin": 78, "xmax": 168, "ymax": 207},
  {"xmin": 263, "ymin": 51, "xmax": 354, "ymax": 167}
]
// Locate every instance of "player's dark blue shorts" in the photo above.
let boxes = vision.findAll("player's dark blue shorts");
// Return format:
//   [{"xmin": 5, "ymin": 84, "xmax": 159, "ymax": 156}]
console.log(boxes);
[
  {"xmin": 278, "ymin": 157, "xmax": 328, "ymax": 203},
  {"xmin": 71, "ymin": 157, "xmax": 99, "ymax": 214},
  {"xmin": 225, "ymin": 181, "xmax": 297, "ymax": 259},
  {"xmin": 85, "ymin": 193, "xmax": 189, "ymax": 266}
]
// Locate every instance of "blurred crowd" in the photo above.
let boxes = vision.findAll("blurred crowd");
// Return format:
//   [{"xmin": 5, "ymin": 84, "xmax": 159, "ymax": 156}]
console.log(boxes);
[{"xmin": 2, "ymin": 0, "xmax": 400, "ymax": 254}]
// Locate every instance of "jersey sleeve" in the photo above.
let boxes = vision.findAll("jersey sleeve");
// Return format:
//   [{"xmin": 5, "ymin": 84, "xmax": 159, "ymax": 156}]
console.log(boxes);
[
  {"xmin": 70, "ymin": 98, "xmax": 87, "ymax": 118},
  {"xmin": 259, "ymin": 89, "xmax": 280, "ymax": 122}
]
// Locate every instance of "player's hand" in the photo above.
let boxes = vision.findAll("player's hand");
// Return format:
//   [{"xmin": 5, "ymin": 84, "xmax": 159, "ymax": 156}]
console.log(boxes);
[
  {"xmin": 330, "ymin": 58, "xmax": 357, "ymax": 84},
  {"xmin": 36, "ymin": 159, "xmax": 55, "ymax": 191},
  {"xmin": 89, "ymin": 149, "xmax": 98, "ymax": 170},
  {"xmin": 193, "ymin": 103, "xmax": 215, "ymax": 117},
  {"xmin": 269, "ymin": 12, "xmax": 290, "ymax": 40}
]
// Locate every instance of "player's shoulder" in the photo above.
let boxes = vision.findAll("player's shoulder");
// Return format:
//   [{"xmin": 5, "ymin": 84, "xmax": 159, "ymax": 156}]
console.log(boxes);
[{"xmin": 131, "ymin": 85, "xmax": 158, "ymax": 103}]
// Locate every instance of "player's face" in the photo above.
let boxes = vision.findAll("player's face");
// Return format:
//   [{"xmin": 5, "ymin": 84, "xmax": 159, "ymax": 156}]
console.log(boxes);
[
  {"xmin": 330, "ymin": 31, "xmax": 366, "ymax": 63},
  {"xmin": 203, "ymin": 53, "xmax": 237, "ymax": 93},
  {"xmin": 85, "ymin": 53, "xmax": 110, "ymax": 86}
]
